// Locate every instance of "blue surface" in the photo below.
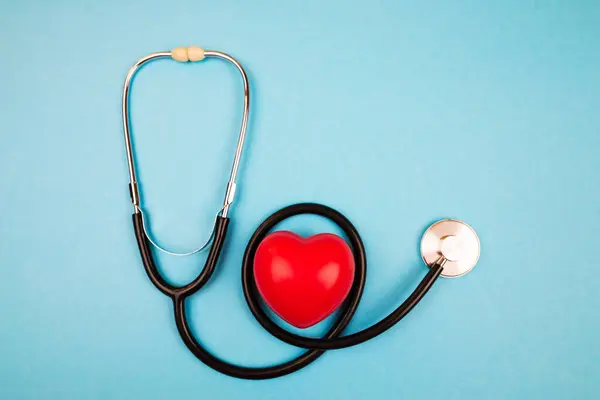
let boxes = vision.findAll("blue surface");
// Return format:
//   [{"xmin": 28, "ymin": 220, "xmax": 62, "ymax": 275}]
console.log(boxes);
[{"xmin": 1, "ymin": 1, "xmax": 599, "ymax": 398}]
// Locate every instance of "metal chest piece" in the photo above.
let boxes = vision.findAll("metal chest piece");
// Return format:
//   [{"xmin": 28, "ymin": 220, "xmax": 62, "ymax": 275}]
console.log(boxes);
[{"xmin": 421, "ymin": 219, "xmax": 480, "ymax": 278}]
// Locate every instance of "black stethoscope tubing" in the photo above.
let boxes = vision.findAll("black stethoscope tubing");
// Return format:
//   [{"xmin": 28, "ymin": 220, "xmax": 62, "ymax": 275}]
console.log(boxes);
[
  {"xmin": 133, "ymin": 202, "xmax": 444, "ymax": 380},
  {"xmin": 122, "ymin": 47, "xmax": 448, "ymax": 380}
]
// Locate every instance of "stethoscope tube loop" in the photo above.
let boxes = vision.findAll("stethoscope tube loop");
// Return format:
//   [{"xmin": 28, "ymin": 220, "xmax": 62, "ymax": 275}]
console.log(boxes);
[
  {"xmin": 134, "ymin": 203, "xmax": 444, "ymax": 379},
  {"xmin": 241, "ymin": 203, "xmax": 443, "ymax": 350}
]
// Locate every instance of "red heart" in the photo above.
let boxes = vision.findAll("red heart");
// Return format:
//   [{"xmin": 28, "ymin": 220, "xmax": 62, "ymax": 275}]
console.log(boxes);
[{"xmin": 253, "ymin": 231, "xmax": 355, "ymax": 329}]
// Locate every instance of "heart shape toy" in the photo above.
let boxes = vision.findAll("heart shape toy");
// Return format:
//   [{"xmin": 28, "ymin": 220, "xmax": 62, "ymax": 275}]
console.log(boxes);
[{"xmin": 253, "ymin": 231, "xmax": 355, "ymax": 328}]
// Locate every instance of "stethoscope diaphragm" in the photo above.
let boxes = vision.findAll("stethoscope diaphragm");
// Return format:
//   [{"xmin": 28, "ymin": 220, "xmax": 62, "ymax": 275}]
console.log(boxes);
[{"xmin": 421, "ymin": 219, "xmax": 480, "ymax": 278}]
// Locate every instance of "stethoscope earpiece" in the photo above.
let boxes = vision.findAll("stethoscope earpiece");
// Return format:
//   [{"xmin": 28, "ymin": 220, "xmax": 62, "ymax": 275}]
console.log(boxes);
[{"xmin": 421, "ymin": 219, "xmax": 480, "ymax": 278}]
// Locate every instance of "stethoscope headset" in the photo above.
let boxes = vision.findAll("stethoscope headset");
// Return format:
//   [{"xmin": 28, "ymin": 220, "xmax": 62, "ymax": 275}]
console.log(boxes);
[{"xmin": 121, "ymin": 46, "xmax": 481, "ymax": 380}]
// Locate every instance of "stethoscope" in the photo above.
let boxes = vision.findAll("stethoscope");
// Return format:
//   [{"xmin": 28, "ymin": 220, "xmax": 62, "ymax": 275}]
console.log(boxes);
[{"xmin": 121, "ymin": 46, "xmax": 481, "ymax": 380}]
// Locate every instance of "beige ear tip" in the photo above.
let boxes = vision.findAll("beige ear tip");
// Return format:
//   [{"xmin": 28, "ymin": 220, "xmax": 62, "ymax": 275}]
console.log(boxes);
[
  {"xmin": 188, "ymin": 46, "xmax": 206, "ymax": 62},
  {"xmin": 171, "ymin": 46, "xmax": 189, "ymax": 62}
]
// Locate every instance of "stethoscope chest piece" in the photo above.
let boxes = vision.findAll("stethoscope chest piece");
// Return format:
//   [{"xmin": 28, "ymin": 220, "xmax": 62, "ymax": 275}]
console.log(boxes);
[{"xmin": 421, "ymin": 219, "xmax": 480, "ymax": 278}]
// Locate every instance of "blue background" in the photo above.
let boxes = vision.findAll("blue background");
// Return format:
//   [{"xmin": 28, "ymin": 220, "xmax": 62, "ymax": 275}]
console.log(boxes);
[{"xmin": 1, "ymin": 1, "xmax": 599, "ymax": 399}]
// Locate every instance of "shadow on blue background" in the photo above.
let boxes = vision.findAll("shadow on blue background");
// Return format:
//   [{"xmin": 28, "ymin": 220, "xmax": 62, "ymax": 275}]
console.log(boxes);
[{"xmin": 1, "ymin": 1, "xmax": 599, "ymax": 399}]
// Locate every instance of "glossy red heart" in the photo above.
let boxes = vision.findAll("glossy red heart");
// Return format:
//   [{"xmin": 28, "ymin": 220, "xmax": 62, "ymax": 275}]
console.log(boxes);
[{"xmin": 253, "ymin": 231, "xmax": 355, "ymax": 329}]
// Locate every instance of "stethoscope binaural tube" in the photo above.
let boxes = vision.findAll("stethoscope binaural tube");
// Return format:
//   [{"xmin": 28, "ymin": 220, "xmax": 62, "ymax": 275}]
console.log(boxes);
[
  {"xmin": 122, "ymin": 47, "xmax": 477, "ymax": 380},
  {"xmin": 123, "ymin": 47, "xmax": 248, "ymax": 257}
]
